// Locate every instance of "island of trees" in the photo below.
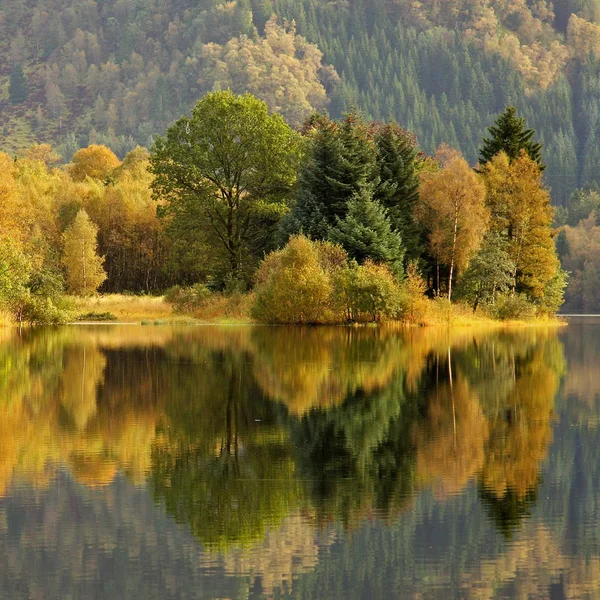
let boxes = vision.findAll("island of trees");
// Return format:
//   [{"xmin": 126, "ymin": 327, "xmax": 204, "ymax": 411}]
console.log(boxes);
[{"xmin": 0, "ymin": 90, "xmax": 568, "ymax": 324}]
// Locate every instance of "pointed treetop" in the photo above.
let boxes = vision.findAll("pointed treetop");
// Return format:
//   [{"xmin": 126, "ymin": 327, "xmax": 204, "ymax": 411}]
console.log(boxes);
[{"xmin": 479, "ymin": 106, "xmax": 545, "ymax": 170}]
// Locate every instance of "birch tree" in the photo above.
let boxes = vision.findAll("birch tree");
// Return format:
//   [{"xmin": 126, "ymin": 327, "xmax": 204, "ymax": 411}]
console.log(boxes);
[{"xmin": 419, "ymin": 146, "xmax": 488, "ymax": 300}]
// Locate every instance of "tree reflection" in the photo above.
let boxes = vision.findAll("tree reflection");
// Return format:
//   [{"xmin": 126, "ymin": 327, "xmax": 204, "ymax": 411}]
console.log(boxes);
[{"xmin": 0, "ymin": 324, "xmax": 566, "ymax": 550}]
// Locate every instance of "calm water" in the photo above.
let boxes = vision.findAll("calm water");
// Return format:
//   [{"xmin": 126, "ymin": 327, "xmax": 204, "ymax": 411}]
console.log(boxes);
[{"xmin": 0, "ymin": 321, "xmax": 598, "ymax": 599}]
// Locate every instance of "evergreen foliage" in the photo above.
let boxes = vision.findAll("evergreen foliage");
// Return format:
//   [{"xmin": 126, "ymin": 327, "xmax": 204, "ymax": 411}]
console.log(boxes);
[
  {"xmin": 479, "ymin": 106, "xmax": 544, "ymax": 170},
  {"xmin": 8, "ymin": 64, "xmax": 28, "ymax": 105},
  {"xmin": 329, "ymin": 187, "xmax": 404, "ymax": 275}
]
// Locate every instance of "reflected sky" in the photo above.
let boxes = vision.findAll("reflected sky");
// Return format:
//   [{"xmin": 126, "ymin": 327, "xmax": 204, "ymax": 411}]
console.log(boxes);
[{"xmin": 0, "ymin": 322, "xmax": 595, "ymax": 598}]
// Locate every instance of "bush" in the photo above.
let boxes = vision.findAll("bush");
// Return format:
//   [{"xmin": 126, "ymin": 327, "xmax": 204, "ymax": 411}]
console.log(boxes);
[
  {"xmin": 333, "ymin": 261, "xmax": 401, "ymax": 322},
  {"xmin": 489, "ymin": 293, "xmax": 537, "ymax": 321},
  {"xmin": 398, "ymin": 262, "xmax": 429, "ymax": 325},
  {"xmin": 252, "ymin": 236, "xmax": 333, "ymax": 324},
  {"xmin": 164, "ymin": 283, "xmax": 212, "ymax": 313}
]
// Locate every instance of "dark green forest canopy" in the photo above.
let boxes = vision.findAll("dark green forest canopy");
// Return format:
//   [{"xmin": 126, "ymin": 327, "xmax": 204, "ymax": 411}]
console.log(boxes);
[{"xmin": 2, "ymin": 0, "xmax": 600, "ymax": 205}]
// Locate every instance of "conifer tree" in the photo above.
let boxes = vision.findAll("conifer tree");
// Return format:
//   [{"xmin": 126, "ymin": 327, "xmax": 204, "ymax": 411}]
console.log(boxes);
[
  {"xmin": 9, "ymin": 64, "xmax": 28, "ymax": 104},
  {"xmin": 373, "ymin": 123, "xmax": 422, "ymax": 261},
  {"xmin": 329, "ymin": 186, "xmax": 404, "ymax": 275},
  {"xmin": 62, "ymin": 209, "xmax": 107, "ymax": 295},
  {"xmin": 479, "ymin": 106, "xmax": 545, "ymax": 170},
  {"xmin": 285, "ymin": 113, "xmax": 378, "ymax": 239}
]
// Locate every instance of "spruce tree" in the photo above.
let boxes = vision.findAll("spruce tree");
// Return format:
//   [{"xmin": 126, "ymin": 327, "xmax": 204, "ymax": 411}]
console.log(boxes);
[
  {"xmin": 329, "ymin": 186, "xmax": 404, "ymax": 275},
  {"xmin": 373, "ymin": 123, "xmax": 422, "ymax": 261},
  {"xmin": 285, "ymin": 113, "xmax": 378, "ymax": 239},
  {"xmin": 9, "ymin": 64, "xmax": 28, "ymax": 105},
  {"xmin": 479, "ymin": 106, "xmax": 545, "ymax": 170}
]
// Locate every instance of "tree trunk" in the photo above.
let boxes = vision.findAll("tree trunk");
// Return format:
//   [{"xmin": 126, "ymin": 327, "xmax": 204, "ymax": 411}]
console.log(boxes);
[{"xmin": 448, "ymin": 199, "xmax": 460, "ymax": 301}]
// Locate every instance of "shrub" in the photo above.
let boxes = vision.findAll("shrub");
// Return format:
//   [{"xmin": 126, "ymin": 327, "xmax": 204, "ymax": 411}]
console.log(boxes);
[
  {"xmin": 489, "ymin": 293, "xmax": 537, "ymax": 321},
  {"xmin": 252, "ymin": 236, "xmax": 334, "ymax": 324},
  {"xmin": 164, "ymin": 283, "xmax": 212, "ymax": 313},
  {"xmin": 398, "ymin": 262, "xmax": 429, "ymax": 325}
]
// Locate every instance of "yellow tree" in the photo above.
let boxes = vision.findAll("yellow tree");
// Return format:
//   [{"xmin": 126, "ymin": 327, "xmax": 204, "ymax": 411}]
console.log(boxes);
[
  {"xmin": 419, "ymin": 146, "xmax": 489, "ymax": 300},
  {"xmin": 67, "ymin": 144, "xmax": 121, "ymax": 182},
  {"xmin": 480, "ymin": 151, "xmax": 559, "ymax": 300},
  {"xmin": 62, "ymin": 209, "xmax": 107, "ymax": 295}
]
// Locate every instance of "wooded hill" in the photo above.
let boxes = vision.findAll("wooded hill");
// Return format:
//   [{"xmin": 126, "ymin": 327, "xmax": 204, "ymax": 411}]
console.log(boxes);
[{"xmin": 2, "ymin": 0, "xmax": 600, "ymax": 205}]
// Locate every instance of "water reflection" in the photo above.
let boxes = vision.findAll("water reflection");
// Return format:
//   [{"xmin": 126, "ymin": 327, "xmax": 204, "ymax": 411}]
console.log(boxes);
[{"xmin": 0, "ymin": 323, "xmax": 583, "ymax": 598}]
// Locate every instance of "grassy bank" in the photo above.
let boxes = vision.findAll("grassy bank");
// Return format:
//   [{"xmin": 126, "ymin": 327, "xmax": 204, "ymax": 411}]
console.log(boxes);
[
  {"xmin": 68, "ymin": 293, "xmax": 564, "ymax": 328},
  {"xmin": 70, "ymin": 294, "xmax": 178, "ymax": 323},
  {"xmin": 70, "ymin": 293, "xmax": 255, "ymax": 324}
]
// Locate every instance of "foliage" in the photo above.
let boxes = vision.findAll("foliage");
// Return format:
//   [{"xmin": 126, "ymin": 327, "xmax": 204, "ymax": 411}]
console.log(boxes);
[
  {"xmin": 252, "ymin": 235, "xmax": 334, "ymax": 324},
  {"xmin": 456, "ymin": 232, "xmax": 516, "ymax": 311},
  {"xmin": 479, "ymin": 106, "xmax": 545, "ymax": 170},
  {"xmin": 68, "ymin": 145, "xmax": 121, "ymax": 181},
  {"xmin": 488, "ymin": 293, "xmax": 537, "ymax": 321},
  {"xmin": 0, "ymin": 237, "xmax": 68, "ymax": 324},
  {"xmin": 418, "ymin": 146, "xmax": 489, "ymax": 299},
  {"xmin": 332, "ymin": 260, "xmax": 402, "ymax": 322},
  {"xmin": 329, "ymin": 187, "xmax": 404, "ymax": 275},
  {"xmin": 9, "ymin": 64, "xmax": 28, "ymax": 105},
  {"xmin": 61, "ymin": 209, "xmax": 107, "ymax": 295},
  {"xmin": 198, "ymin": 17, "xmax": 336, "ymax": 126},
  {"xmin": 164, "ymin": 284, "xmax": 212, "ymax": 314},
  {"xmin": 398, "ymin": 262, "xmax": 430, "ymax": 325},
  {"xmin": 481, "ymin": 151, "xmax": 560, "ymax": 302},
  {"xmin": 151, "ymin": 90, "xmax": 302, "ymax": 283}
]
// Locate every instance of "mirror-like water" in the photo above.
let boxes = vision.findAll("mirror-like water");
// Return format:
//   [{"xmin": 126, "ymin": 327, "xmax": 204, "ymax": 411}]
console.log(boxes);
[{"xmin": 0, "ymin": 321, "xmax": 596, "ymax": 599}]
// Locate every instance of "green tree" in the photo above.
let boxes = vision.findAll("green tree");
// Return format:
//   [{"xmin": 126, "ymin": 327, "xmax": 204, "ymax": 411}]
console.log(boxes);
[
  {"xmin": 62, "ymin": 209, "xmax": 107, "ymax": 295},
  {"xmin": 9, "ymin": 64, "xmax": 28, "ymax": 104},
  {"xmin": 479, "ymin": 106, "xmax": 545, "ymax": 170},
  {"xmin": 373, "ymin": 123, "xmax": 422, "ymax": 261},
  {"xmin": 457, "ymin": 232, "xmax": 516, "ymax": 311},
  {"xmin": 150, "ymin": 91, "xmax": 301, "ymax": 281},
  {"xmin": 284, "ymin": 113, "xmax": 378, "ymax": 240},
  {"xmin": 329, "ymin": 187, "xmax": 404, "ymax": 275}
]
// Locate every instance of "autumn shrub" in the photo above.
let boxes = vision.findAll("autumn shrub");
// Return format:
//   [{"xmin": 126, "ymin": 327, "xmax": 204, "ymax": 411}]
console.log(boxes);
[
  {"xmin": 488, "ymin": 293, "xmax": 537, "ymax": 321},
  {"xmin": 252, "ymin": 235, "xmax": 334, "ymax": 324},
  {"xmin": 164, "ymin": 283, "xmax": 212, "ymax": 313},
  {"xmin": 332, "ymin": 261, "xmax": 402, "ymax": 322},
  {"xmin": 398, "ymin": 262, "xmax": 430, "ymax": 325}
]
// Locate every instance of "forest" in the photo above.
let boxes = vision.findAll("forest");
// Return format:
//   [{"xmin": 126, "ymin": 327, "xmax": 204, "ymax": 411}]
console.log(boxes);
[
  {"xmin": 0, "ymin": 90, "xmax": 569, "ymax": 323},
  {"xmin": 2, "ymin": 0, "xmax": 600, "ymax": 207}
]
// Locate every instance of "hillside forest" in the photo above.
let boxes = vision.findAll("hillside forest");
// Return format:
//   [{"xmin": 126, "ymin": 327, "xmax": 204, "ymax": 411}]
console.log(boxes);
[{"xmin": 2, "ymin": 0, "xmax": 600, "ymax": 207}]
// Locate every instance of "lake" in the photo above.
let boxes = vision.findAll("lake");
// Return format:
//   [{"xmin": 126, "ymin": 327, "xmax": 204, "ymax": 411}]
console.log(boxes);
[{"xmin": 0, "ymin": 320, "xmax": 597, "ymax": 599}]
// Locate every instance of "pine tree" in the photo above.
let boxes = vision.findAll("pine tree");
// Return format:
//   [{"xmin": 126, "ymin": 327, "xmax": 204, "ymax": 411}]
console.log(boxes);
[
  {"xmin": 285, "ymin": 113, "xmax": 378, "ymax": 239},
  {"xmin": 62, "ymin": 209, "xmax": 107, "ymax": 295},
  {"xmin": 329, "ymin": 186, "xmax": 404, "ymax": 275},
  {"xmin": 373, "ymin": 123, "xmax": 422, "ymax": 261},
  {"xmin": 479, "ymin": 106, "xmax": 545, "ymax": 170},
  {"xmin": 9, "ymin": 64, "xmax": 28, "ymax": 104}
]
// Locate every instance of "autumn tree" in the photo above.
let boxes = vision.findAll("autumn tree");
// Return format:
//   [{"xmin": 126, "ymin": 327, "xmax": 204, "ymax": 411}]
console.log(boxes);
[
  {"xmin": 68, "ymin": 145, "xmax": 121, "ymax": 182},
  {"xmin": 151, "ymin": 91, "xmax": 301, "ymax": 283},
  {"xmin": 480, "ymin": 151, "xmax": 560, "ymax": 301},
  {"xmin": 62, "ymin": 209, "xmax": 106, "ymax": 295},
  {"xmin": 418, "ymin": 146, "xmax": 489, "ymax": 300},
  {"xmin": 479, "ymin": 106, "xmax": 545, "ymax": 170},
  {"xmin": 198, "ymin": 17, "xmax": 337, "ymax": 126}
]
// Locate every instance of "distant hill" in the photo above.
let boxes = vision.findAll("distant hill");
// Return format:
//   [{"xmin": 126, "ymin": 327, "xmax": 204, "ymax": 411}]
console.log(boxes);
[{"xmin": 2, "ymin": 0, "xmax": 600, "ymax": 204}]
